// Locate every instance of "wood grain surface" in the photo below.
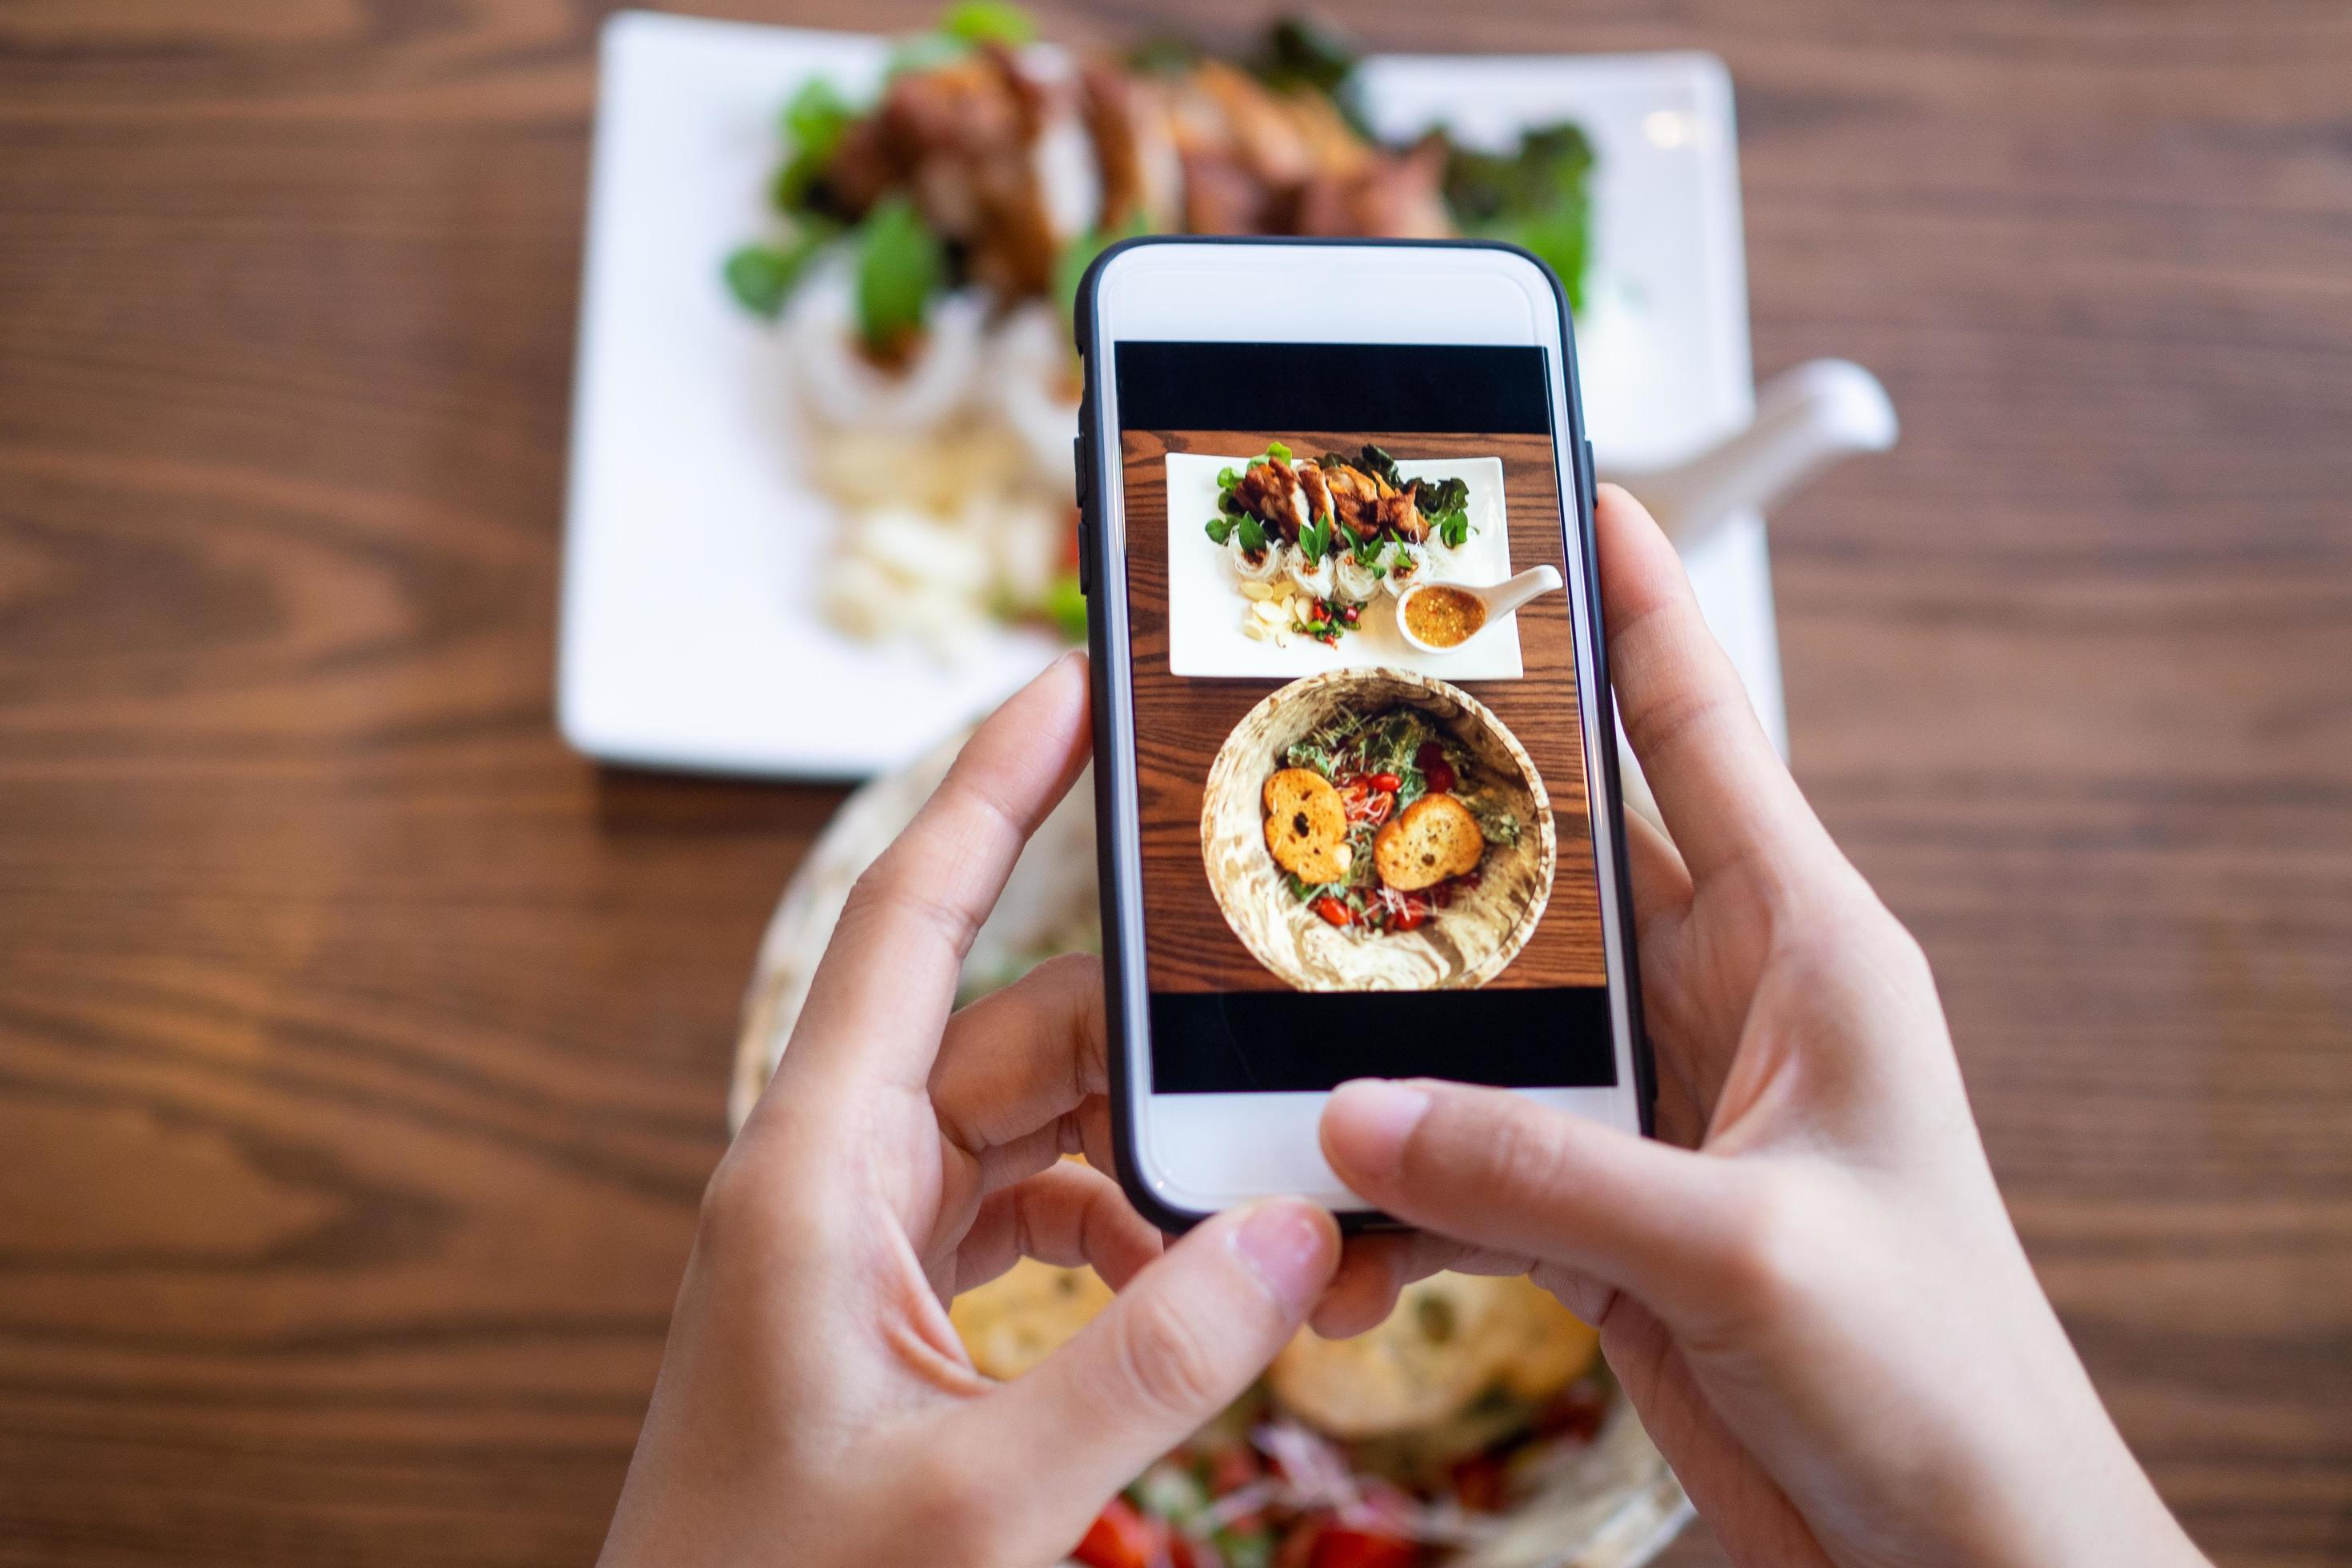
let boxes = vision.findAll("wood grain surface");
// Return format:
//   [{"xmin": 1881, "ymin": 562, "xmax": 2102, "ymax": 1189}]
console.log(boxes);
[
  {"xmin": 1122, "ymin": 430, "xmax": 1605, "ymax": 993},
  {"xmin": 1, "ymin": 2, "xmax": 2347, "ymax": 1566}
]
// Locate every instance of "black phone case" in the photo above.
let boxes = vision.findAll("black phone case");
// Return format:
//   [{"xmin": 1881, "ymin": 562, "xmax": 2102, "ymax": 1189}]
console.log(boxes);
[{"xmin": 1074, "ymin": 236, "xmax": 1655, "ymax": 1234}]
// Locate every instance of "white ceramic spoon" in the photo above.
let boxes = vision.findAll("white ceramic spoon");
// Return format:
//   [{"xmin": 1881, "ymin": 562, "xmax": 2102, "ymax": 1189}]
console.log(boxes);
[
  {"xmin": 1599, "ymin": 358, "xmax": 1898, "ymax": 550},
  {"xmin": 1395, "ymin": 563, "xmax": 1565, "ymax": 654}
]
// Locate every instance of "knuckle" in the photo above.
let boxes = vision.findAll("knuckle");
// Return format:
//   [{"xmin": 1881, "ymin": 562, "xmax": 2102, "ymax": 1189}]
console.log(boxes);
[
  {"xmin": 839, "ymin": 854, "xmax": 976, "ymax": 956},
  {"xmin": 696, "ymin": 1150, "xmax": 759, "ymax": 1237},
  {"xmin": 1621, "ymin": 676, "xmax": 1730, "ymax": 764},
  {"xmin": 1106, "ymin": 1289, "xmax": 1230, "ymax": 1421}
]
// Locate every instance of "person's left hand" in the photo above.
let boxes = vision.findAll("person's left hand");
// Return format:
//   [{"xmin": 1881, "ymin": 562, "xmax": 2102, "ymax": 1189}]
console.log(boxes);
[{"xmin": 598, "ymin": 653, "xmax": 1344, "ymax": 1568}]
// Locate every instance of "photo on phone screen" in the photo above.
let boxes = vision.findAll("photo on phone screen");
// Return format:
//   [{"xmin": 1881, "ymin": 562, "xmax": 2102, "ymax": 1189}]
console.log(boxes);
[{"xmin": 1114, "ymin": 341, "xmax": 1618, "ymax": 1098}]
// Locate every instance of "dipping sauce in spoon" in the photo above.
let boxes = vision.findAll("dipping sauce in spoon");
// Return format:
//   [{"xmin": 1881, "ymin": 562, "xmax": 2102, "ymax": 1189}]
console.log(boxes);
[{"xmin": 1402, "ymin": 584, "xmax": 1487, "ymax": 648}]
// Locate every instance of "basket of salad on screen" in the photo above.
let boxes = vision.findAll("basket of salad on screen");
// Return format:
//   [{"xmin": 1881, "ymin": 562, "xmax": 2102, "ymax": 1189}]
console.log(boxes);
[
  {"xmin": 1202, "ymin": 669, "xmax": 1555, "ymax": 991},
  {"xmin": 734, "ymin": 726, "xmax": 1690, "ymax": 1568},
  {"xmin": 721, "ymin": 2, "xmax": 1597, "ymax": 655}
]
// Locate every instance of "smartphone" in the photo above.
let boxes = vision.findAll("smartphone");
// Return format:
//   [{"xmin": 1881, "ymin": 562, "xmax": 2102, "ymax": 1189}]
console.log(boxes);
[{"xmin": 1074, "ymin": 238, "xmax": 1650, "ymax": 1229}]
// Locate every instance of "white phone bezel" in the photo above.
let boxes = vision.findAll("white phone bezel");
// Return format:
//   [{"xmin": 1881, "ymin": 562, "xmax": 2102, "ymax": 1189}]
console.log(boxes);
[{"xmin": 1086, "ymin": 241, "xmax": 1645, "ymax": 1220}]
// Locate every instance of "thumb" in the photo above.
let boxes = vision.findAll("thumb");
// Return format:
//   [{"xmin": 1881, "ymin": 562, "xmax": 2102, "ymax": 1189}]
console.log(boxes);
[
  {"xmin": 1322, "ymin": 1078, "xmax": 1744, "ymax": 1315},
  {"xmin": 972, "ymin": 1198, "xmax": 1338, "ymax": 1527}
]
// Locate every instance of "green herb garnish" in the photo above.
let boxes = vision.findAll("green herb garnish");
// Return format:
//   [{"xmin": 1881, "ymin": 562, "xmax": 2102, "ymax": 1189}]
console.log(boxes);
[
  {"xmin": 941, "ymin": 0, "xmax": 1036, "ymax": 45},
  {"xmin": 774, "ymin": 79, "xmax": 858, "ymax": 212},
  {"xmin": 886, "ymin": 1, "xmax": 1037, "ymax": 77},
  {"xmin": 1297, "ymin": 514, "xmax": 1334, "ymax": 568},
  {"xmin": 854, "ymin": 197, "xmax": 945, "ymax": 354},
  {"xmin": 1443, "ymin": 122, "xmax": 1596, "ymax": 314},
  {"xmin": 722, "ymin": 219, "xmax": 839, "ymax": 318},
  {"xmin": 1249, "ymin": 17, "xmax": 1370, "ymax": 138}
]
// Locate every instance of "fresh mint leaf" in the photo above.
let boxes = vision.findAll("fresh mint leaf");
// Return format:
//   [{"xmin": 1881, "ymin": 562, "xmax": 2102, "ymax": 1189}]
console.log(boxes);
[
  {"xmin": 1237, "ymin": 514, "xmax": 1266, "ymax": 554},
  {"xmin": 1298, "ymin": 516, "xmax": 1333, "ymax": 567},
  {"xmin": 774, "ymin": 79, "xmax": 858, "ymax": 212},
  {"xmin": 854, "ymin": 198, "xmax": 944, "ymax": 353},
  {"xmin": 723, "ymin": 221, "xmax": 838, "ymax": 318},
  {"xmin": 941, "ymin": 0, "xmax": 1035, "ymax": 44},
  {"xmin": 723, "ymin": 245, "xmax": 795, "ymax": 318}
]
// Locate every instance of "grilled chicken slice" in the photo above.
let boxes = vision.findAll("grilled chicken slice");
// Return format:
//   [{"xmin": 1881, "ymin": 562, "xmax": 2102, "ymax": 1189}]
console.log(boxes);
[
  {"xmin": 1375, "ymin": 487, "xmax": 1428, "ymax": 543},
  {"xmin": 1320, "ymin": 462, "xmax": 1386, "ymax": 535},
  {"xmin": 1295, "ymin": 133, "xmax": 1453, "ymax": 239},
  {"xmin": 1078, "ymin": 60, "xmax": 1181, "ymax": 231},
  {"xmin": 1294, "ymin": 459, "xmax": 1333, "ymax": 526},
  {"xmin": 1233, "ymin": 457, "xmax": 1310, "ymax": 542}
]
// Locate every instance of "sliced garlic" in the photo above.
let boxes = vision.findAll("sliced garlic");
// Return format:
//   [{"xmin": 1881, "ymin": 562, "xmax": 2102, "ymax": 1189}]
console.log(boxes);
[
  {"xmin": 1239, "ymin": 579, "xmax": 1275, "ymax": 602},
  {"xmin": 1254, "ymin": 598, "xmax": 1290, "ymax": 626}
]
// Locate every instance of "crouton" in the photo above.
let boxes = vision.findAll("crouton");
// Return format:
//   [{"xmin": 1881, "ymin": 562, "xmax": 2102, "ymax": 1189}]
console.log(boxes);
[
  {"xmin": 1262, "ymin": 767, "xmax": 1349, "ymax": 883},
  {"xmin": 1373, "ymin": 793, "xmax": 1484, "ymax": 890}
]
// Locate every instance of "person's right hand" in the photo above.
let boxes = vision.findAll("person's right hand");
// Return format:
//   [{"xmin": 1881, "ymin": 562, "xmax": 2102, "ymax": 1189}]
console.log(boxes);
[{"xmin": 1314, "ymin": 486, "xmax": 2207, "ymax": 1568}]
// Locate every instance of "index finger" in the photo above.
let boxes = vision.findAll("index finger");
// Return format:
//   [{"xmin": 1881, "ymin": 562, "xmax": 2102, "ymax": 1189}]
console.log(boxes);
[
  {"xmin": 1594, "ymin": 484, "xmax": 1832, "ymax": 891},
  {"xmin": 780, "ymin": 653, "xmax": 1093, "ymax": 1096}
]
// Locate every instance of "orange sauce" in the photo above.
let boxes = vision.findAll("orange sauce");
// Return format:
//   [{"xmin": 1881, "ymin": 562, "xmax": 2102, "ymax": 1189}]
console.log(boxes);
[{"xmin": 1405, "ymin": 585, "xmax": 1486, "ymax": 648}]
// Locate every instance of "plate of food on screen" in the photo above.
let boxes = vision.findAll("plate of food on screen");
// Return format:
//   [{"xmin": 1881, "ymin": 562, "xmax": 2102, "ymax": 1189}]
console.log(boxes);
[
  {"xmin": 1201, "ymin": 669, "xmax": 1556, "ymax": 990},
  {"xmin": 1164, "ymin": 445, "xmax": 1534, "ymax": 681}
]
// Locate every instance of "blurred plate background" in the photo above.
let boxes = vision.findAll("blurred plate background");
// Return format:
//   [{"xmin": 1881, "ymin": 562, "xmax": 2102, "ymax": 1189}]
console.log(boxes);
[{"xmin": 561, "ymin": 12, "xmax": 1783, "ymax": 778}]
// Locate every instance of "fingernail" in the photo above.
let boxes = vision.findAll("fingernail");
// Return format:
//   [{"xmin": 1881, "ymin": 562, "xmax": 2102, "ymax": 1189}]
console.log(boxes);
[
  {"xmin": 1231, "ymin": 1201, "xmax": 1333, "ymax": 1315},
  {"xmin": 1324, "ymin": 1079, "xmax": 1432, "ymax": 1180}
]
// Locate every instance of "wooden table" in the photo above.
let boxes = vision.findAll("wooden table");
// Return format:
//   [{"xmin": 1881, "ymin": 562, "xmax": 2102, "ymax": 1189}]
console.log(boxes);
[{"xmin": 2, "ymin": 2, "xmax": 2346, "ymax": 1563}]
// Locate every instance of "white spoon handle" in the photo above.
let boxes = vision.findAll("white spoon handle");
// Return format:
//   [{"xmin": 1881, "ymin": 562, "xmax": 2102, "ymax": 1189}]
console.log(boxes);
[
  {"xmin": 1602, "ymin": 358, "xmax": 1898, "ymax": 547},
  {"xmin": 1481, "ymin": 563, "xmax": 1565, "ymax": 620}
]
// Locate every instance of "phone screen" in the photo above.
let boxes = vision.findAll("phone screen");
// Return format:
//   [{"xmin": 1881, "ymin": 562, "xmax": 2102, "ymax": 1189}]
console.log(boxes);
[{"xmin": 1114, "ymin": 340, "xmax": 1618, "ymax": 1094}]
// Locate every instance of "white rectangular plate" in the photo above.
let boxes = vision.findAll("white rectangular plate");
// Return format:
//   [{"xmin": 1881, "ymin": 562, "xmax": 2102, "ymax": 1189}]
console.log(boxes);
[
  {"xmin": 562, "ymin": 12, "xmax": 1780, "ymax": 777},
  {"xmin": 1164, "ymin": 455, "xmax": 1522, "ymax": 681}
]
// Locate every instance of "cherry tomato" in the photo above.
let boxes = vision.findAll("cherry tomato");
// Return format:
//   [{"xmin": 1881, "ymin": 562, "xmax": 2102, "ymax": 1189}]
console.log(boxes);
[
  {"xmin": 1414, "ymin": 740, "xmax": 1446, "ymax": 770},
  {"xmin": 1276, "ymin": 1523, "xmax": 1322, "ymax": 1568},
  {"xmin": 1208, "ymin": 1444, "xmax": 1262, "ymax": 1496},
  {"xmin": 1309, "ymin": 1526, "xmax": 1419, "ymax": 1568},
  {"xmin": 1424, "ymin": 760, "xmax": 1458, "ymax": 794},
  {"xmin": 1389, "ymin": 901, "xmax": 1425, "ymax": 932},
  {"xmin": 1312, "ymin": 896, "xmax": 1353, "ymax": 927},
  {"xmin": 1074, "ymin": 1498, "xmax": 1159, "ymax": 1568},
  {"xmin": 1366, "ymin": 773, "xmax": 1400, "ymax": 793},
  {"xmin": 1365, "ymin": 790, "xmax": 1394, "ymax": 826},
  {"xmin": 1450, "ymin": 1454, "xmax": 1508, "ymax": 1513}
]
